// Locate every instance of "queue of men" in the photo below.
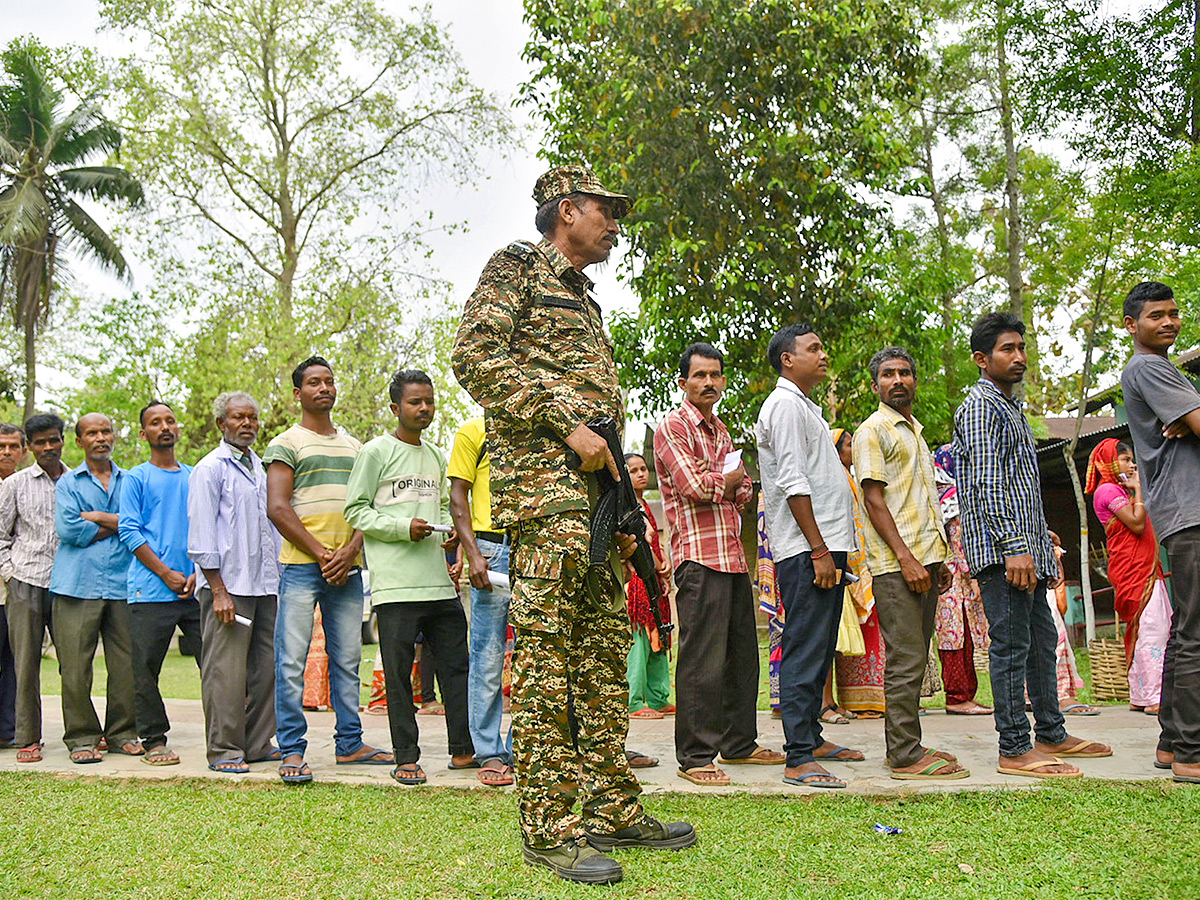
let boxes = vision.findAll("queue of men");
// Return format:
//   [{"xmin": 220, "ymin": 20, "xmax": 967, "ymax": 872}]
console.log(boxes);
[{"xmin": 1, "ymin": 164, "xmax": 1198, "ymax": 890}]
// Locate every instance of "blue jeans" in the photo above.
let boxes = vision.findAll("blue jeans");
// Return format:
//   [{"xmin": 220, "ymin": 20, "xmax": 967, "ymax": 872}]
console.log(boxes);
[
  {"xmin": 274, "ymin": 563, "xmax": 365, "ymax": 758},
  {"xmin": 468, "ymin": 538, "xmax": 512, "ymax": 764},
  {"xmin": 977, "ymin": 566, "xmax": 1068, "ymax": 757}
]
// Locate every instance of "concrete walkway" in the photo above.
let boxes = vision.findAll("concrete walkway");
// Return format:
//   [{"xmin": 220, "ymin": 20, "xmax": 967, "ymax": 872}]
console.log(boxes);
[{"xmin": 0, "ymin": 697, "xmax": 1170, "ymax": 793}]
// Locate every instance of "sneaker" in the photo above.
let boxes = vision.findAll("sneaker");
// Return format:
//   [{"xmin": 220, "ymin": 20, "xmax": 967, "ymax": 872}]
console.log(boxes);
[
  {"xmin": 522, "ymin": 840, "xmax": 623, "ymax": 884},
  {"xmin": 586, "ymin": 815, "xmax": 698, "ymax": 852}
]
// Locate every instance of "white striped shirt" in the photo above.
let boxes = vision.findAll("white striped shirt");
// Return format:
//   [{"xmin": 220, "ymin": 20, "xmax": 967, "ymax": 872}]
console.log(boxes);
[{"xmin": 0, "ymin": 462, "xmax": 67, "ymax": 589}]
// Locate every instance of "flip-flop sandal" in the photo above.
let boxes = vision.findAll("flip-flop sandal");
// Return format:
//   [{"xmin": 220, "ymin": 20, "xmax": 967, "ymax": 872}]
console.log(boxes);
[
  {"xmin": 996, "ymin": 759, "xmax": 1082, "ymax": 779},
  {"xmin": 1039, "ymin": 739, "xmax": 1112, "ymax": 758},
  {"xmin": 477, "ymin": 761, "xmax": 515, "ymax": 786},
  {"xmin": 1174, "ymin": 773, "xmax": 1200, "ymax": 783},
  {"xmin": 945, "ymin": 705, "xmax": 993, "ymax": 715},
  {"xmin": 142, "ymin": 746, "xmax": 180, "ymax": 766},
  {"xmin": 1060, "ymin": 703, "xmax": 1101, "ymax": 716},
  {"xmin": 108, "ymin": 741, "xmax": 146, "ymax": 756},
  {"xmin": 416, "ymin": 703, "xmax": 445, "ymax": 716},
  {"xmin": 814, "ymin": 746, "xmax": 866, "ymax": 762},
  {"xmin": 819, "ymin": 705, "xmax": 850, "ymax": 725},
  {"xmin": 391, "ymin": 764, "xmax": 427, "ymax": 785},
  {"xmin": 855, "ymin": 711, "xmax": 884, "ymax": 719},
  {"xmin": 209, "ymin": 757, "xmax": 250, "ymax": 774},
  {"xmin": 16, "ymin": 745, "xmax": 42, "ymax": 763},
  {"xmin": 719, "ymin": 748, "xmax": 786, "ymax": 765},
  {"xmin": 891, "ymin": 758, "xmax": 970, "ymax": 780},
  {"xmin": 336, "ymin": 747, "xmax": 395, "ymax": 766},
  {"xmin": 677, "ymin": 765, "xmax": 731, "ymax": 786},
  {"xmin": 279, "ymin": 761, "xmax": 314, "ymax": 784},
  {"xmin": 625, "ymin": 750, "xmax": 659, "ymax": 768},
  {"xmin": 70, "ymin": 748, "xmax": 103, "ymax": 764},
  {"xmin": 1155, "ymin": 760, "xmax": 1174, "ymax": 770},
  {"xmin": 783, "ymin": 772, "xmax": 846, "ymax": 789}
]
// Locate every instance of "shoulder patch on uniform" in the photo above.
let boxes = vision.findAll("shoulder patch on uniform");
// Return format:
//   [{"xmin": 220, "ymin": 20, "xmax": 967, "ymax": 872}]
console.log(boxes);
[{"xmin": 503, "ymin": 240, "xmax": 537, "ymax": 263}]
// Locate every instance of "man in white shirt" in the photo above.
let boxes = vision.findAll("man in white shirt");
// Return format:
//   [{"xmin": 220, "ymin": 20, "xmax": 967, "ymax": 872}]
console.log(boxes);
[{"xmin": 755, "ymin": 324, "xmax": 860, "ymax": 789}]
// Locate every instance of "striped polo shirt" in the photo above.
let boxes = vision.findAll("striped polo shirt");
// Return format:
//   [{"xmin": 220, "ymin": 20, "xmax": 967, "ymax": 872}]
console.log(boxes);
[{"xmin": 262, "ymin": 424, "xmax": 363, "ymax": 564}]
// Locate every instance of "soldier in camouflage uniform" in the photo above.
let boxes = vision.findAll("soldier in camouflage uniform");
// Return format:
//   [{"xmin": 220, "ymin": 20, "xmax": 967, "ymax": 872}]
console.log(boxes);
[{"xmin": 452, "ymin": 165, "xmax": 696, "ymax": 885}]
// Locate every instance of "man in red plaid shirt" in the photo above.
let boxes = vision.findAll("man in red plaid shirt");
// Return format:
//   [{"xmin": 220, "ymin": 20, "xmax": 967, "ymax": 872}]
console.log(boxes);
[{"xmin": 654, "ymin": 343, "xmax": 786, "ymax": 786}]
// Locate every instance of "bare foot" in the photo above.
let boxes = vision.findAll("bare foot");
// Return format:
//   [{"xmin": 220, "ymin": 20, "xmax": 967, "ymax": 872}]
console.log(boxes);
[
  {"xmin": 945, "ymin": 701, "xmax": 993, "ymax": 715},
  {"xmin": 784, "ymin": 762, "xmax": 845, "ymax": 787},
  {"xmin": 814, "ymin": 741, "xmax": 864, "ymax": 761},
  {"xmin": 1034, "ymin": 736, "xmax": 1112, "ymax": 758},
  {"xmin": 891, "ymin": 753, "xmax": 967, "ymax": 777},
  {"xmin": 450, "ymin": 754, "xmax": 476, "ymax": 769},
  {"xmin": 1157, "ymin": 749, "xmax": 1175, "ymax": 767},
  {"xmin": 920, "ymin": 746, "xmax": 958, "ymax": 763}
]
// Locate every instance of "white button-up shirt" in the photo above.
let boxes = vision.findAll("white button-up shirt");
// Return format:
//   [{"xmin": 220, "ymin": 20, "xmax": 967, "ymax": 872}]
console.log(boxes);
[{"xmin": 755, "ymin": 377, "xmax": 855, "ymax": 562}]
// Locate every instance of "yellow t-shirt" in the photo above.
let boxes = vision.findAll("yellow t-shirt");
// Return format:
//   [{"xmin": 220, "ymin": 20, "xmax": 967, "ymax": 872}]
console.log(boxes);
[{"xmin": 447, "ymin": 417, "xmax": 492, "ymax": 533}]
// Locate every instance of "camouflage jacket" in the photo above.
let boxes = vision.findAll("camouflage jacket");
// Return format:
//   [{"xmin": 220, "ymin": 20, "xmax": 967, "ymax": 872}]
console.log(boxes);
[{"xmin": 452, "ymin": 238, "xmax": 623, "ymax": 527}]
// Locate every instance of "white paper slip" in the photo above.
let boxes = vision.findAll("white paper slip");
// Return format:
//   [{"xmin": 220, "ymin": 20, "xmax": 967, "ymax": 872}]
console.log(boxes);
[
  {"xmin": 429, "ymin": 524, "xmax": 453, "ymax": 534},
  {"xmin": 234, "ymin": 614, "xmax": 253, "ymax": 627},
  {"xmin": 722, "ymin": 449, "xmax": 743, "ymax": 475},
  {"xmin": 485, "ymin": 571, "xmax": 510, "ymax": 592}
]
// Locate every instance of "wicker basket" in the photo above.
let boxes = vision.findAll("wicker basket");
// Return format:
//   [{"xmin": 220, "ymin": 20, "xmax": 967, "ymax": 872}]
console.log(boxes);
[{"xmin": 1088, "ymin": 635, "xmax": 1129, "ymax": 701}]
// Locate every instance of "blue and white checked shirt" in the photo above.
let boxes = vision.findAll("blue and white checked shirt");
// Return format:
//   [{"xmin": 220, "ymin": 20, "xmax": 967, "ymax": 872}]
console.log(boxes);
[{"xmin": 952, "ymin": 377, "xmax": 1057, "ymax": 580}]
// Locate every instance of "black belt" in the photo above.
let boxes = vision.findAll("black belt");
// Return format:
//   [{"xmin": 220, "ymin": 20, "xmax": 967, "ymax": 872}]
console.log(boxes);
[{"xmin": 476, "ymin": 530, "xmax": 507, "ymax": 544}]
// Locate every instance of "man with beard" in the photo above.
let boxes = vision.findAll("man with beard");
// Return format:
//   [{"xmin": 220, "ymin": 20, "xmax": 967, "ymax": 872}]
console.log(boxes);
[
  {"xmin": 0, "ymin": 423, "xmax": 28, "ymax": 747},
  {"xmin": 51, "ymin": 413, "xmax": 140, "ymax": 763},
  {"xmin": 854, "ymin": 348, "xmax": 966, "ymax": 780},
  {"xmin": 655, "ymin": 342, "xmax": 785, "ymax": 787},
  {"xmin": 344, "ymin": 369, "xmax": 473, "ymax": 786},
  {"xmin": 188, "ymin": 392, "xmax": 282, "ymax": 773},
  {"xmin": 0, "ymin": 414, "xmax": 68, "ymax": 762},
  {"xmin": 265, "ymin": 356, "xmax": 386, "ymax": 784},
  {"xmin": 954, "ymin": 313, "xmax": 1111, "ymax": 779},
  {"xmin": 118, "ymin": 402, "xmax": 201, "ymax": 765}
]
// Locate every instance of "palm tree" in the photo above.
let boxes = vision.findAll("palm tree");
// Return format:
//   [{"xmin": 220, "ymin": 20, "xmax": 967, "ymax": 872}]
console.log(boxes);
[{"xmin": 0, "ymin": 44, "xmax": 143, "ymax": 419}]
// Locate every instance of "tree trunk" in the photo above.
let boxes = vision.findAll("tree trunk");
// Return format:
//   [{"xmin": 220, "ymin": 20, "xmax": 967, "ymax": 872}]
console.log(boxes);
[
  {"xmin": 920, "ymin": 107, "xmax": 959, "ymax": 410},
  {"xmin": 997, "ymin": 4, "xmax": 1023, "ymax": 323},
  {"xmin": 1192, "ymin": 0, "xmax": 1200, "ymax": 143},
  {"xmin": 15, "ymin": 246, "xmax": 43, "ymax": 421}
]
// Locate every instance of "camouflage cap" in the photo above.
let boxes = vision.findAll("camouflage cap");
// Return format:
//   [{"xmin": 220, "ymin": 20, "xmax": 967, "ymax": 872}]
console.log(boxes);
[{"xmin": 533, "ymin": 164, "xmax": 631, "ymax": 219}]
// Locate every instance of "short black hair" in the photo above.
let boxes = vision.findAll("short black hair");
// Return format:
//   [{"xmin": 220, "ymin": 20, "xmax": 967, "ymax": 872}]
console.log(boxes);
[
  {"xmin": 679, "ymin": 342, "xmax": 724, "ymax": 380},
  {"xmin": 0, "ymin": 423, "xmax": 25, "ymax": 446},
  {"xmin": 766, "ymin": 323, "xmax": 816, "ymax": 374},
  {"xmin": 139, "ymin": 401, "xmax": 173, "ymax": 427},
  {"xmin": 24, "ymin": 412, "xmax": 64, "ymax": 441},
  {"xmin": 535, "ymin": 192, "xmax": 591, "ymax": 236},
  {"xmin": 1123, "ymin": 282, "xmax": 1174, "ymax": 321},
  {"xmin": 969, "ymin": 311, "xmax": 1025, "ymax": 356},
  {"xmin": 292, "ymin": 355, "xmax": 333, "ymax": 389},
  {"xmin": 868, "ymin": 346, "xmax": 917, "ymax": 383},
  {"xmin": 389, "ymin": 369, "xmax": 434, "ymax": 405}
]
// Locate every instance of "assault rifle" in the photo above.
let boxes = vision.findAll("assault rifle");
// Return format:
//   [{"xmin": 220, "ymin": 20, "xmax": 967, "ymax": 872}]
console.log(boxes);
[{"xmin": 566, "ymin": 416, "xmax": 673, "ymax": 637}]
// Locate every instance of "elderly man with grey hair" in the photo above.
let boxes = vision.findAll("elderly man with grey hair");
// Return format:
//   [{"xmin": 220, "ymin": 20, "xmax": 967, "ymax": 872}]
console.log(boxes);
[{"xmin": 187, "ymin": 391, "xmax": 282, "ymax": 773}]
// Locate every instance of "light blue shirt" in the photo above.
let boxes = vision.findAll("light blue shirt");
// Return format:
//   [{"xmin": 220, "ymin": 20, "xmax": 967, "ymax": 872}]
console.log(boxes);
[
  {"xmin": 50, "ymin": 461, "xmax": 131, "ymax": 600},
  {"xmin": 187, "ymin": 442, "xmax": 281, "ymax": 596},
  {"xmin": 119, "ymin": 461, "xmax": 194, "ymax": 603}
]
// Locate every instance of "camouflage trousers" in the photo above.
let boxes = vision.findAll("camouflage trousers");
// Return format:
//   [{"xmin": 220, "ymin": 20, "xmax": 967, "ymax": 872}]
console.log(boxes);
[{"xmin": 509, "ymin": 511, "xmax": 644, "ymax": 849}]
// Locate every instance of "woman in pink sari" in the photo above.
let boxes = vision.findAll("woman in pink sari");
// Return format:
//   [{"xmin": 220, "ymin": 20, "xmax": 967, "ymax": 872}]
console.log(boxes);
[{"xmin": 1086, "ymin": 438, "xmax": 1173, "ymax": 712}]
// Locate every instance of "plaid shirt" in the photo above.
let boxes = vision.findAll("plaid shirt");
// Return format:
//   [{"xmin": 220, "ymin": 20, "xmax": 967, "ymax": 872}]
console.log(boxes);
[
  {"xmin": 653, "ymin": 401, "xmax": 752, "ymax": 574},
  {"xmin": 0, "ymin": 462, "xmax": 66, "ymax": 589},
  {"xmin": 853, "ymin": 403, "xmax": 947, "ymax": 576},
  {"xmin": 953, "ymin": 378, "xmax": 1056, "ymax": 579}
]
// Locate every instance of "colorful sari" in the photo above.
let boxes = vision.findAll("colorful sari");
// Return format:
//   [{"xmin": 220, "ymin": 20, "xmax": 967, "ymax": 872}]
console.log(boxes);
[
  {"xmin": 1086, "ymin": 438, "xmax": 1171, "ymax": 706},
  {"xmin": 830, "ymin": 431, "xmax": 884, "ymax": 713},
  {"xmin": 754, "ymin": 495, "xmax": 784, "ymax": 711}
]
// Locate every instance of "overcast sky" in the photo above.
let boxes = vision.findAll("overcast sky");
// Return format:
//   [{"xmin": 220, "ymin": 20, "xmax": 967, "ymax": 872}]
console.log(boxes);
[{"xmin": 1, "ymin": 0, "xmax": 639, "ymax": 320}]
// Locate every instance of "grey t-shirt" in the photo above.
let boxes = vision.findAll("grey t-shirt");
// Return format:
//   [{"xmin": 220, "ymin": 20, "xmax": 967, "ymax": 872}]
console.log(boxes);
[{"xmin": 1121, "ymin": 352, "xmax": 1200, "ymax": 540}]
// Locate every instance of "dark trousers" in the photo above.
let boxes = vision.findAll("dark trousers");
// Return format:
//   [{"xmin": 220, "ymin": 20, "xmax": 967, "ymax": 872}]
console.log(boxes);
[
  {"xmin": 777, "ymin": 552, "xmax": 848, "ymax": 766},
  {"xmin": 198, "ymin": 589, "xmax": 276, "ymax": 765},
  {"xmin": 129, "ymin": 599, "xmax": 202, "ymax": 749},
  {"xmin": 375, "ymin": 599, "xmax": 472, "ymax": 765},
  {"xmin": 52, "ymin": 595, "xmax": 138, "ymax": 750},
  {"xmin": 977, "ymin": 567, "xmax": 1067, "ymax": 757},
  {"xmin": 6, "ymin": 579, "xmax": 53, "ymax": 747},
  {"xmin": 1160, "ymin": 527, "xmax": 1200, "ymax": 763},
  {"xmin": 673, "ymin": 561, "xmax": 760, "ymax": 770},
  {"xmin": 0, "ymin": 605, "xmax": 16, "ymax": 743},
  {"xmin": 874, "ymin": 569, "xmax": 939, "ymax": 768}
]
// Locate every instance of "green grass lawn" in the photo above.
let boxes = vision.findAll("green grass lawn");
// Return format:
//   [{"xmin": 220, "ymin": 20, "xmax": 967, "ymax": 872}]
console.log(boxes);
[{"xmin": 0, "ymin": 774, "xmax": 1194, "ymax": 899}]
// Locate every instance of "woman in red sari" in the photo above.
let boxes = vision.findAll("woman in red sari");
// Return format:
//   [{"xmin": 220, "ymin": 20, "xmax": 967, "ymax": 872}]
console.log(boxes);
[{"xmin": 1086, "ymin": 438, "xmax": 1172, "ymax": 712}]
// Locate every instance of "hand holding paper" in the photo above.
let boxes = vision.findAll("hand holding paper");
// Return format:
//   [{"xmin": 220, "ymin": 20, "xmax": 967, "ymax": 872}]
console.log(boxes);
[{"xmin": 722, "ymin": 449, "xmax": 743, "ymax": 475}]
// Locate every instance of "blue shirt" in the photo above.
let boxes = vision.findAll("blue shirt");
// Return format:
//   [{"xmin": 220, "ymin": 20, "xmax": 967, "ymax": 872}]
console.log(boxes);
[
  {"xmin": 952, "ymin": 377, "xmax": 1057, "ymax": 580},
  {"xmin": 187, "ymin": 442, "xmax": 281, "ymax": 596},
  {"xmin": 50, "ymin": 461, "xmax": 131, "ymax": 600},
  {"xmin": 118, "ymin": 461, "xmax": 194, "ymax": 603}
]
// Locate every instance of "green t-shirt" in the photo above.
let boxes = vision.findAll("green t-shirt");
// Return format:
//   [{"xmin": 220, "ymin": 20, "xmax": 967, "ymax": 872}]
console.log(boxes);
[
  {"xmin": 343, "ymin": 434, "xmax": 456, "ymax": 604},
  {"xmin": 262, "ymin": 424, "xmax": 363, "ymax": 564}
]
